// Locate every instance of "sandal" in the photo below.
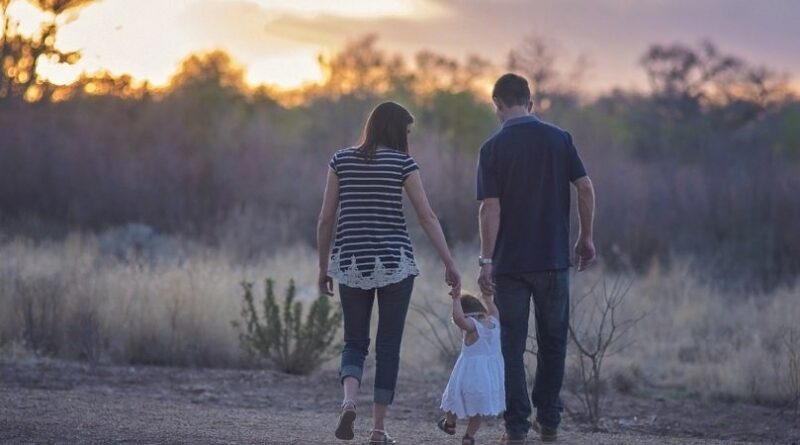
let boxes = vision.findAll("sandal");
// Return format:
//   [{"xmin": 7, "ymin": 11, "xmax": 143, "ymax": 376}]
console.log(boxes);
[
  {"xmin": 462, "ymin": 434, "xmax": 475, "ymax": 445},
  {"xmin": 436, "ymin": 416, "xmax": 456, "ymax": 435},
  {"xmin": 334, "ymin": 400, "xmax": 357, "ymax": 440},
  {"xmin": 368, "ymin": 429, "xmax": 397, "ymax": 444}
]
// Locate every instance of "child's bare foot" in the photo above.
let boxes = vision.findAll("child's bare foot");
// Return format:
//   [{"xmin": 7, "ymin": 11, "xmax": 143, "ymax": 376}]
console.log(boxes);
[{"xmin": 462, "ymin": 433, "xmax": 475, "ymax": 445}]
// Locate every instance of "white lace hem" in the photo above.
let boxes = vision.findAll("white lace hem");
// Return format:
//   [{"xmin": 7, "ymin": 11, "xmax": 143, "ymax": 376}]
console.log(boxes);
[
  {"xmin": 328, "ymin": 248, "xmax": 419, "ymax": 289},
  {"xmin": 439, "ymin": 402, "xmax": 506, "ymax": 419}
]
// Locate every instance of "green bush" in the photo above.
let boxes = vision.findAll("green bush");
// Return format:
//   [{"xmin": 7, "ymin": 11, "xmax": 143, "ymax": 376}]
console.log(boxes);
[{"xmin": 234, "ymin": 278, "xmax": 342, "ymax": 374}]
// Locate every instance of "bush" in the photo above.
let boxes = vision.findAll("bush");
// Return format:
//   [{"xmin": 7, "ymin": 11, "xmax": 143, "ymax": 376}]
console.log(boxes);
[
  {"xmin": 409, "ymin": 292, "xmax": 461, "ymax": 368},
  {"xmin": 777, "ymin": 328, "xmax": 800, "ymax": 414},
  {"xmin": 566, "ymin": 276, "xmax": 644, "ymax": 430},
  {"xmin": 234, "ymin": 278, "xmax": 342, "ymax": 375},
  {"xmin": 14, "ymin": 275, "xmax": 66, "ymax": 356}
]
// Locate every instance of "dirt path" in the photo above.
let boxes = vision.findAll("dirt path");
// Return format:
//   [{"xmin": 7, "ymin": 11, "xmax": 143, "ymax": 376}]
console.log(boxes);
[{"xmin": 0, "ymin": 359, "xmax": 790, "ymax": 444}]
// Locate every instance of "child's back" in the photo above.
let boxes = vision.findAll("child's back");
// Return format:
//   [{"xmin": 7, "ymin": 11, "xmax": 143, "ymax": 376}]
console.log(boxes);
[{"xmin": 441, "ymin": 314, "xmax": 506, "ymax": 419}]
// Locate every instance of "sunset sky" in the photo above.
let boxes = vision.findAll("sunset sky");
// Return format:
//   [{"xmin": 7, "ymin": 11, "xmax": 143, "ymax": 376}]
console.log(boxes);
[{"xmin": 10, "ymin": 0, "xmax": 800, "ymax": 92}]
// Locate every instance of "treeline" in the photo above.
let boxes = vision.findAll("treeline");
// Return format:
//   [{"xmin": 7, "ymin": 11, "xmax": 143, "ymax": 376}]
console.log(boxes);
[{"xmin": 0, "ymin": 30, "xmax": 799, "ymax": 291}]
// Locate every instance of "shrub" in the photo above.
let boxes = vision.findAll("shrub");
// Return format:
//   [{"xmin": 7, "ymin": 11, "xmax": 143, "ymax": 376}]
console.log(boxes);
[
  {"xmin": 409, "ymin": 293, "xmax": 461, "ymax": 368},
  {"xmin": 14, "ymin": 275, "xmax": 66, "ymax": 356},
  {"xmin": 234, "ymin": 278, "xmax": 342, "ymax": 375},
  {"xmin": 566, "ymin": 276, "xmax": 644, "ymax": 430},
  {"xmin": 777, "ymin": 328, "xmax": 800, "ymax": 415}
]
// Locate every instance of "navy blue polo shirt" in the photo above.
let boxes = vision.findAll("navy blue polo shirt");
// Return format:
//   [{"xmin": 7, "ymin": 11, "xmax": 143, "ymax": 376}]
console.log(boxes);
[{"xmin": 477, "ymin": 115, "xmax": 587, "ymax": 274}]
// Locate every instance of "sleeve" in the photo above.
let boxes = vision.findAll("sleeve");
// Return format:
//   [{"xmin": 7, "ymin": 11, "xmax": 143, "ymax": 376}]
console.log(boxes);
[
  {"xmin": 565, "ymin": 132, "xmax": 587, "ymax": 182},
  {"xmin": 328, "ymin": 151, "xmax": 339, "ymax": 176},
  {"xmin": 476, "ymin": 142, "xmax": 499, "ymax": 200},
  {"xmin": 401, "ymin": 155, "xmax": 419, "ymax": 180}
]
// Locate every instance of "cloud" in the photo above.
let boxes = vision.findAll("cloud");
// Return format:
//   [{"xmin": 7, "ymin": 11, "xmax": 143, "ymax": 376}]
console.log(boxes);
[
  {"xmin": 255, "ymin": 0, "xmax": 800, "ymax": 90},
  {"xmin": 42, "ymin": 0, "xmax": 800, "ymax": 90}
]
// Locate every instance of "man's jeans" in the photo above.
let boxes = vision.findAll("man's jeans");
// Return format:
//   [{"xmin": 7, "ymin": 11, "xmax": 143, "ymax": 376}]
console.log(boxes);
[
  {"xmin": 495, "ymin": 269, "xmax": 569, "ymax": 433},
  {"xmin": 338, "ymin": 276, "xmax": 414, "ymax": 405}
]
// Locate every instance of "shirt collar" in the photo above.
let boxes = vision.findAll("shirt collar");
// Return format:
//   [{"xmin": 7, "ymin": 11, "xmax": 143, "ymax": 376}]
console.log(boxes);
[{"xmin": 502, "ymin": 114, "xmax": 539, "ymax": 129}]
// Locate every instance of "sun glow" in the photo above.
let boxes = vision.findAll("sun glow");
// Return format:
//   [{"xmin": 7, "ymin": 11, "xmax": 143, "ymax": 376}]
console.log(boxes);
[
  {"xmin": 6, "ymin": 0, "xmax": 445, "ymax": 90},
  {"xmin": 245, "ymin": 50, "xmax": 325, "ymax": 89},
  {"xmin": 247, "ymin": 0, "xmax": 438, "ymax": 19}
]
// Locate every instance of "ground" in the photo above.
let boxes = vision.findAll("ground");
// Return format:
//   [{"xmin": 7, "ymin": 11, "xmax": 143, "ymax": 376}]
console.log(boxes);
[{"xmin": 1, "ymin": 359, "xmax": 797, "ymax": 444}]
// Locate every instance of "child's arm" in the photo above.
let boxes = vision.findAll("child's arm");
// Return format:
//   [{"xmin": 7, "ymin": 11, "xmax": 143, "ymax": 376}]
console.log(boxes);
[
  {"xmin": 482, "ymin": 293, "xmax": 499, "ymax": 318},
  {"xmin": 452, "ymin": 294, "xmax": 477, "ymax": 333}
]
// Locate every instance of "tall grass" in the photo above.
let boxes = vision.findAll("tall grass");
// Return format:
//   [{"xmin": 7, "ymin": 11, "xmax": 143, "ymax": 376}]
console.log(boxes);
[
  {"xmin": 2, "ymin": 91, "xmax": 798, "ymax": 291},
  {"xmin": 0, "ymin": 230, "xmax": 797, "ymax": 405}
]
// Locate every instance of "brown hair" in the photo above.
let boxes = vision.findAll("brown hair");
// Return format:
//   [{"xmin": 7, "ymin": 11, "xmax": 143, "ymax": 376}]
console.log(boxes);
[
  {"xmin": 356, "ymin": 101, "xmax": 414, "ymax": 159},
  {"xmin": 492, "ymin": 73, "xmax": 531, "ymax": 108},
  {"xmin": 460, "ymin": 293, "xmax": 487, "ymax": 316}
]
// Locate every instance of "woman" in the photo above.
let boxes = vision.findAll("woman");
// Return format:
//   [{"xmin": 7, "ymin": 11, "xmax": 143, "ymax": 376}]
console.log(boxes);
[{"xmin": 317, "ymin": 101, "xmax": 460, "ymax": 444}]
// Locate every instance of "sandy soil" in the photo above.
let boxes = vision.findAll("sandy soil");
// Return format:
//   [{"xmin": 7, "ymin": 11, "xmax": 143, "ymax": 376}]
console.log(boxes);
[{"xmin": 1, "ymin": 359, "xmax": 797, "ymax": 444}]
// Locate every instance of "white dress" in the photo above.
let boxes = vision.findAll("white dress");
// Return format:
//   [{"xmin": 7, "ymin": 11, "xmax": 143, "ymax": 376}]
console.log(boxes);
[{"xmin": 440, "ymin": 316, "xmax": 506, "ymax": 418}]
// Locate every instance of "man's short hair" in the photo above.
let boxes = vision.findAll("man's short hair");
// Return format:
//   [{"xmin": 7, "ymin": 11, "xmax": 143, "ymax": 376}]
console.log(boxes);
[{"xmin": 492, "ymin": 73, "xmax": 531, "ymax": 108}]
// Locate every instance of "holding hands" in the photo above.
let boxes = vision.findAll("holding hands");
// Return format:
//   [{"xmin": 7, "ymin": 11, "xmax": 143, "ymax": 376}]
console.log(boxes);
[
  {"xmin": 478, "ymin": 263, "xmax": 495, "ymax": 296},
  {"xmin": 445, "ymin": 261, "xmax": 461, "ymax": 298}
]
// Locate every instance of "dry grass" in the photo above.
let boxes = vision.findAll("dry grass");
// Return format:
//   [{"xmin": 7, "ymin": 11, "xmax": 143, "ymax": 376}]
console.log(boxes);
[{"xmin": 0, "ymin": 230, "xmax": 798, "ymax": 406}]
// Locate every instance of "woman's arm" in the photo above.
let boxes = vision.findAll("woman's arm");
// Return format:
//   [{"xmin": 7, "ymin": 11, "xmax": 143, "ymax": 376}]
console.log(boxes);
[
  {"xmin": 403, "ymin": 171, "xmax": 460, "ymax": 296},
  {"xmin": 316, "ymin": 168, "xmax": 339, "ymax": 296},
  {"xmin": 451, "ymin": 294, "xmax": 477, "ymax": 333}
]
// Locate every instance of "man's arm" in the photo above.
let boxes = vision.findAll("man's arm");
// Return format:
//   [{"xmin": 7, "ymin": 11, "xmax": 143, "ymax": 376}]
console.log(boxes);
[
  {"xmin": 478, "ymin": 198, "xmax": 500, "ymax": 294},
  {"xmin": 573, "ymin": 176, "xmax": 596, "ymax": 271}
]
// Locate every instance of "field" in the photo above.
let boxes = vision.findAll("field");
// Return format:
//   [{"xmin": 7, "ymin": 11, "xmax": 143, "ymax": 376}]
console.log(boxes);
[
  {"xmin": 2, "ymin": 5, "xmax": 800, "ymax": 441},
  {"xmin": 1, "ymin": 231, "xmax": 799, "ymax": 443}
]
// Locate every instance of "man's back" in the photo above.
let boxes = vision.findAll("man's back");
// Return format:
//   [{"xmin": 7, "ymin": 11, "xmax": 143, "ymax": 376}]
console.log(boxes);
[{"xmin": 477, "ymin": 115, "xmax": 586, "ymax": 274}]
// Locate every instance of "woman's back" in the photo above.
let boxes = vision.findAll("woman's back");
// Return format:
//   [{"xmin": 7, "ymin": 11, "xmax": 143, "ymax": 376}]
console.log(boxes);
[{"xmin": 328, "ymin": 147, "xmax": 420, "ymax": 289}]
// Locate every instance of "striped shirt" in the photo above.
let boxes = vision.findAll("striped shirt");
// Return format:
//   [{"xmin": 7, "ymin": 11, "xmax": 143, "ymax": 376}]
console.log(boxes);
[{"xmin": 327, "ymin": 147, "xmax": 420, "ymax": 289}]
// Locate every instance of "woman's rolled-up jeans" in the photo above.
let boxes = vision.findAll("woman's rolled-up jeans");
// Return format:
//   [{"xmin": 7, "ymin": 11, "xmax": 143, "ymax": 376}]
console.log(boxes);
[{"xmin": 338, "ymin": 276, "xmax": 414, "ymax": 405}]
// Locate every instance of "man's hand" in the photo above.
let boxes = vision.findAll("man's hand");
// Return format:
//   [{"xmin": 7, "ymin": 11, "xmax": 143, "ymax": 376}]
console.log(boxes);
[
  {"xmin": 478, "ymin": 264, "xmax": 495, "ymax": 295},
  {"xmin": 574, "ymin": 236, "xmax": 596, "ymax": 271},
  {"xmin": 318, "ymin": 270, "xmax": 334, "ymax": 296}
]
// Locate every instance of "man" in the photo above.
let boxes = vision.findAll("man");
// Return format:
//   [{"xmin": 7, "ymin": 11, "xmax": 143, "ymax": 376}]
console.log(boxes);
[{"xmin": 476, "ymin": 73, "xmax": 596, "ymax": 443}]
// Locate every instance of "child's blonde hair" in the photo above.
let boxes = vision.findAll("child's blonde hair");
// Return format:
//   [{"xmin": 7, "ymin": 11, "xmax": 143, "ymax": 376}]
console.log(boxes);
[{"xmin": 460, "ymin": 293, "xmax": 487, "ymax": 317}]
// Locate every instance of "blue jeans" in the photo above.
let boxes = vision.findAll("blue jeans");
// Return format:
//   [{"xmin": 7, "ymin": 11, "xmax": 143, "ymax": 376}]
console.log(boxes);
[
  {"xmin": 495, "ymin": 270, "xmax": 569, "ymax": 433},
  {"xmin": 338, "ymin": 276, "xmax": 414, "ymax": 405}
]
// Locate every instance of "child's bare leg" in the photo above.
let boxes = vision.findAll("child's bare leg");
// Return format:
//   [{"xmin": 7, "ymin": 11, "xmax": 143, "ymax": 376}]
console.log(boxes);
[
  {"xmin": 446, "ymin": 411, "xmax": 457, "ymax": 425},
  {"xmin": 465, "ymin": 415, "xmax": 481, "ymax": 437}
]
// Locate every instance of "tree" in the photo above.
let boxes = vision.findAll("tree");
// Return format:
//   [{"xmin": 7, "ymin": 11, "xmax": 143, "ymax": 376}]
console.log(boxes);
[
  {"xmin": 168, "ymin": 50, "xmax": 247, "ymax": 95},
  {"xmin": 315, "ymin": 34, "xmax": 410, "ymax": 99},
  {"xmin": 413, "ymin": 51, "xmax": 490, "ymax": 97},
  {"xmin": 507, "ymin": 35, "xmax": 586, "ymax": 112},
  {"xmin": 0, "ymin": 0, "xmax": 96, "ymax": 102},
  {"xmin": 640, "ymin": 40, "xmax": 789, "ymax": 126}
]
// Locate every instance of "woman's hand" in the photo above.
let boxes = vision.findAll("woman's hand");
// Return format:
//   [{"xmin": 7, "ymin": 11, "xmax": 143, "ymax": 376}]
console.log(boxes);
[
  {"xmin": 318, "ymin": 270, "xmax": 334, "ymax": 296},
  {"xmin": 445, "ymin": 263, "xmax": 461, "ymax": 298}
]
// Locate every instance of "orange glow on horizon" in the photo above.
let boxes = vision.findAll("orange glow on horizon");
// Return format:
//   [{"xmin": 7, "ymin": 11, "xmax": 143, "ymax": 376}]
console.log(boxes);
[
  {"xmin": 3, "ymin": 0, "xmax": 798, "ymax": 97},
  {"xmin": 7, "ymin": 0, "xmax": 444, "ymax": 90}
]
